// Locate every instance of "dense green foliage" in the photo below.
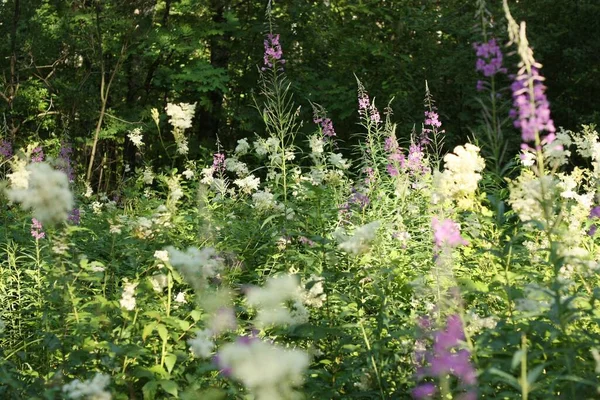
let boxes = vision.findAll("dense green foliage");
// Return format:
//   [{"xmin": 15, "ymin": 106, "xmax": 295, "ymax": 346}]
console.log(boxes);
[
  {"xmin": 0, "ymin": 0, "xmax": 598, "ymax": 177},
  {"xmin": 1, "ymin": 1, "xmax": 600, "ymax": 399}
]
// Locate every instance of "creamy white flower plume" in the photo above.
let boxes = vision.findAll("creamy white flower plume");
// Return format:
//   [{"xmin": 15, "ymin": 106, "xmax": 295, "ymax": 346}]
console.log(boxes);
[{"xmin": 6, "ymin": 162, "xmax": 74, "ymax": 225}]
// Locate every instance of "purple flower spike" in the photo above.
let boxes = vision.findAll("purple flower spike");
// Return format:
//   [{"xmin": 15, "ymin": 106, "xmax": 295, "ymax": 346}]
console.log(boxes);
[
  {"xmin": 263, "ymin": 33, "xmax": 285, "ymax": 69},
  {"xmin": 31, "ymin": 146, "xmax": 44, "ymax": 163},
  {"xmin": 413, "ymin": 383, "xmax": 437, "ymax": 398},
  {"xmin": 510, "ymin": 67, "xmax": 556, "ymax": 149},
  {"xmin": 0, "ymin": 139, "xmax": 12, "ymax": 159},
  {"xmin": 473, "ymin": 38, "xmax": 507, "ymax": 78},
  {"xmin": 31, "ymin": 218, "xmax": 45, "ymax": 240}
]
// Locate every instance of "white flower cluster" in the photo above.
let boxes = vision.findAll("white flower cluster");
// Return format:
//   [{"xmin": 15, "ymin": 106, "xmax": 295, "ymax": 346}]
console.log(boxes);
[
  {"xmin": 142, "ymin": 166, "xmax": 154, "ymax": 185},
  {"xmin": 225, "ymin": 157, "xmax": 249, "ymax": 177},
  {"xmin": 188, "ymin": 328, "xmax": 215, "ymax": 358},
  {"xmin": 328, "ymin": 153, "xmax": 349, "ymax": 170},
  {"xmin": 217, "ymin": 338, "xmax": 310, "ymax": 400},
  {"xmin": 335, "ymin": 221, "xmax": 381, "ymax": 255},
  {"xmin": 543, "ymin": 129, "xmax": 572, "ymax": 168},
  {"xmin": 127, "ymin": 127, "xmax": 144, "ymax": 148},
  {"xmin": 465, "ymin": 311, "xmax": 497, "ymax": 336},
  {"xmin": 165, "ymin": 102, "xmax": 196, "ymax": 130},
  {"xmin": 165, "ymin": 102, "xmax": 196, "ymax": 155},
  {"xmin": 150, "ymin": 274, "xmax": 168, "ymax": 292},
  {"xmin": 433, "ymin": 143, "xmax": 485, "ymax": 209},
  {"xmin": 166, "ymin": 175, "xmax": 183, "ymax": 204},
  {"xmin": 6, "ymin": 162, "xmax": 74, "ymax": 225},
  {"xmin": 254, "ymin": 137, "xmax": 280, "ymax": 157},
  {"xmin": 120, "ymin": 280, "xmax": 137, "ymax": 311},
  {"xmin": 309, "ymin": 135, "xmax": 325, "ymax": 156},
  {"xmin": 303, "ymin": 275, "xmax": 326, "ymax": 308},
  {"xmin": 6, "ymin": 156, "xmax": 29, "ymax": 189},
  {"xmin": 154, "ymin": 250, "xmax": 169, "ymax": 263},
  {"xmin": 235, "ymin": 138, "xmax": 251, "ymax": 155},
  {"xmin": 234, "ymin": 174, "xmax": 261, "ymax": 194},
  {"xmin": 245, "ymin": 275, "xmax": 308, "ymax": 328},
  {"xmin": 62, "ymin": 373, "xmax": 111, "ymax": 400},
  {"xmin": 167, "ymin": 246, "xmax": 223, "ymax": 290},
  {"xmin": 508, "ymin": 170, "xmax": 558, "ymax": 224},
  {"xmin": 251, "ymin": 189, "xmax": 284, "ymax": 213}
]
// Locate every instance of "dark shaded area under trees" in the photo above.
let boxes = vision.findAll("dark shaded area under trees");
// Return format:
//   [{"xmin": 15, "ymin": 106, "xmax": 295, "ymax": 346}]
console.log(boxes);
[{"xmin": 0, "ymin": 0, "xmax": 598, "ymax": 182}]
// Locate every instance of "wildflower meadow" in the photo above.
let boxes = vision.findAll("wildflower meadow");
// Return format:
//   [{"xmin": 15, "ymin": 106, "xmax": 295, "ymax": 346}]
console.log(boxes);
[{"xmin": 1, "ymin": 0, "xmax": 600, "ymax": 399}]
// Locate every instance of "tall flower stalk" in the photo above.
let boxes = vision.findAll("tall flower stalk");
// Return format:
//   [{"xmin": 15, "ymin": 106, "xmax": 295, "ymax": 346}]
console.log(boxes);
[{"xmin": 255, "ymin": 21, "xmax": 299, "ymax": 216}]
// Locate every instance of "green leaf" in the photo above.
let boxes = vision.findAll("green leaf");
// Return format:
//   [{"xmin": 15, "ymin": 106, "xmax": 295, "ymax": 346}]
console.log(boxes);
[
  {"xmin": 489, "ymin": 367, "xmax": 521, "ymax": 391},
  {"xmin": 190, "ymin": 310, "xmax": 202, "ymax": 322},
  {"xmin": 165, "ymin": 354, "xmax": 177, "ymax": 374},
  {"xmin": 142, "ymin": 381, "xmax": 158, "ymax": 400},
  {"xmin": 527, "ymin": 364, "xmax": 546, "ymax": 387},
  {"xmin": 143, "ymin": 323, "xmax": 156, "ymax": 341},
  {"xmin": 511, "ymin": 349, "xmax": 524, "ymax": 370},
  {"xmin": 159, "ymin": 380, "xmax": 178, "ymax": 397},
  {"xmin": 157, "ymin": 324, "xmax": 168, "ymax": 342}
]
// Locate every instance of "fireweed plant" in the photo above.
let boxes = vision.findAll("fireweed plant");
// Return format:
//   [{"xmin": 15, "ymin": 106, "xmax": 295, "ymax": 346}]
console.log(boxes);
[{"xmin": 1, "ymin": 2, "xmax": 600, "ymax": 399}]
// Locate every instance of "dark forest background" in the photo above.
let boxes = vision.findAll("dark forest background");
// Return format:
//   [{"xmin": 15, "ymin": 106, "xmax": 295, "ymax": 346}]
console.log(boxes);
[{"xmin": 0, "ymin": 0, "xmax": 598, "ymax": 173}]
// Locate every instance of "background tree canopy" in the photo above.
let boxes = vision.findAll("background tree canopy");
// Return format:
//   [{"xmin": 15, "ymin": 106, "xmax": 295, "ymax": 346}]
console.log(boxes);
[{"xmin": 0, "ymin": 0, "xmax": 598, "ymax": 172}]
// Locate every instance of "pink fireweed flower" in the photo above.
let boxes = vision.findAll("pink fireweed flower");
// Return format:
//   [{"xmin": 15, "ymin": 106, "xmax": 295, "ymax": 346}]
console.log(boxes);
[
  {"xmin": 212, "ymin": 153, "xmax": 225, "ymax": 174},
  {"xmin": 314, "ymin": 117, "xmax": 336, "ymax": 137},
  {"xmin": 31, "ymin": 146, "xmax": 44, "ymax": 163},
  {"xmin": 0, "ymin": 139, "xmax": 12, "ymax": 158},
  {"xmin": 58, "ymin": 142, "xmax": 75, "ymax": 182},
  {"xmin": 386, "ymin": 164, "xmax": 399, "ymax": 177},
  {"xmin": 31, "ymin": 218, "xmax": 45, "ymax": 240},
  {"xmin": 358, "ymin": 95, "xmax": 370, "ymax": 111},
  {"xmin": 263, "ymin": 33, "xmax": 285, "ymax": 69},
  {"xmin": 414, "ymin": 314, "xmax": 477, "ymax": 399},
  {"xmin": 370, "ymin": 107, "xmax": 381, "ymax": 124},
  {"xmin": 509, "ymin": 67, "xmax": 556, "ymax": 149},
  {"xmin": 431, "ymin": 217, "xmax": 468, "ymax": 249},
  {"xmin": 473, "ymin": 38, "xmax": 507, "ymax": 77},
  {"xmin": 424, "ymin": 111, "xmax": 442, "ymax": 129},
  {"xmin": 68, "ymin": 208, "xmax": 81, "ymax": 225},
  {"xmin": 413, "ymin": 382, "xmax": 437, "ymax": 399}
]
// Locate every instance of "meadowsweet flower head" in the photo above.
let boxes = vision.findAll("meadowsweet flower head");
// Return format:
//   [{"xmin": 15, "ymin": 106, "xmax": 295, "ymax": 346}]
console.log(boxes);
[
  {"xmin": 328, "ymin": 153, "xmax": 349, "ymax": 169},
  {"xmin": 165, "ymin": 102, "xmax": 196, "ymax": 154},
  {"xmin": 245, "ymin": 274, "xmax": 308, "ymax": 328},
  {"xmin": 167, "ymin": 246, "xmax": 223, "ymax": 291},
  {"xmin": 225, "ymin": 157, "xmax": 249, "ymax": 177},
  {"xmin": 215, "ymin": 338, "xmax": 309, "ymax": 399},
  {"xmin": 120, "ymin": 280, "xmax": 137, "ymax": 311},
  {"xmin": 234, "ymin": 174, "xmax": 260, "ymax": 194},
  {"xmin": 336, "ymin": 221, "xmax": 381, "ymax": 255},
  {"xmin": 165, "ymin": 102, "xmax": 196, "ymax": 131},
  {"xmin": 188, "ymin": 328, "xmax": 215, "ymax": 358},
  {"xmin": 235, "ymin": 138, "xmax": 251, "ymax": 155},
  {"xmin": 127, "ymin": 127, "xmax": 144, "ymax": 148},
  {"xmin": 433, "ymin": 144, "xmax": 485, "ymax": 209},
  {"xmin": 263, "ymin": 33, "xmax": 285, "ymax": 69},
  {"xmin": 6, "ymin": 162, "xmax": 74, "ymax": 225},
  {"xmin": 62, "ymin": 373, "xmax": 111, "ymax": 400},
  {"xmin": 154, "ymin": 250, "xmax": 169, "ymax": 263}
]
